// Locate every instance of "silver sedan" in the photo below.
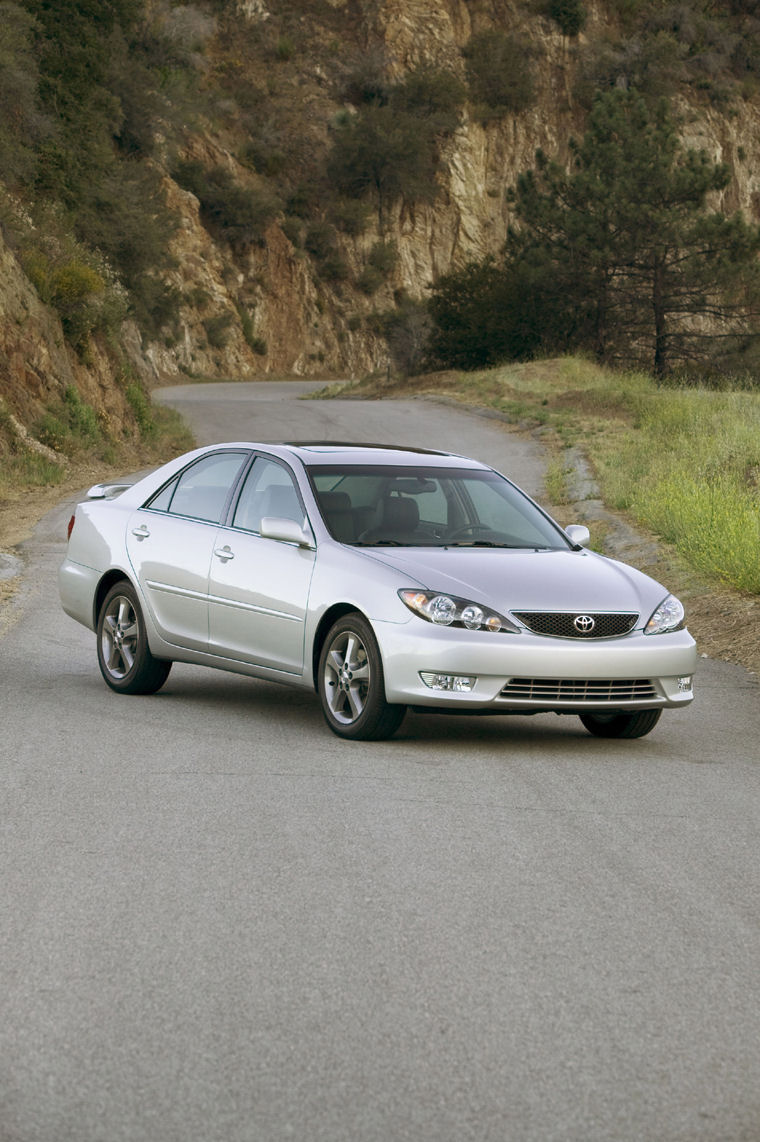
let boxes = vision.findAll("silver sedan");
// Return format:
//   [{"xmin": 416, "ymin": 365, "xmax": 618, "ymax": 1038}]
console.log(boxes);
[{"xmin": 59, "ymin": 442, "xmax": 696, "ymax": 740}]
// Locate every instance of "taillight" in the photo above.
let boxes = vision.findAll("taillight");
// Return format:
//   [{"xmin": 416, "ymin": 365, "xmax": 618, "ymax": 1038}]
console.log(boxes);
[{"xmin": 67, "ymin": 514, "xmax": 76, "ymax": 541}]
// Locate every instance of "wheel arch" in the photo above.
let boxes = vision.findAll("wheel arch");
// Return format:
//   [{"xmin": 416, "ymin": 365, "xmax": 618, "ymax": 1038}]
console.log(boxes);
[
  {"xmin": 93, "ymin": 569, "xmax": 136, "ymax": 630},
  {"xmin": 311, "ymin": 603, "xmax": 370, "ymax": 692}
]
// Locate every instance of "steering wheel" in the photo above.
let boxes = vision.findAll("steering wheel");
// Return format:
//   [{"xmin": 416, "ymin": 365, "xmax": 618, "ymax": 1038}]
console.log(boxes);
[{"xmin": 446, "ymin": 524, "xmax": 495, "ymax": 542}]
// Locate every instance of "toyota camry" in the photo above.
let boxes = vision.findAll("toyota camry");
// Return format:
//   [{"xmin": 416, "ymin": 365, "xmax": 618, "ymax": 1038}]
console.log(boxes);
[{"xmin": 59, "ymin": 442, "xmax": 696, "ymax": 740}]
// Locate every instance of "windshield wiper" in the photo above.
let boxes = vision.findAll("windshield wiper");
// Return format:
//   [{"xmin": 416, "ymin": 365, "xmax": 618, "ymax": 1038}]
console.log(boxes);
[
  {"xmin": 446, "ymin": 540, "xmax": 511, "ymax": 548},
  {"xmin": 446, "ymin": 541, "xmax": 556, "ymax": 549},
  {"xmin": 354, "ymin": 539, "xmax": 405, "ymax": 546}
]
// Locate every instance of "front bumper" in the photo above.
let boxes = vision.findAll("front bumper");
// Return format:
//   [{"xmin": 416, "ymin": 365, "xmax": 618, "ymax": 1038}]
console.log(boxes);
[{"xmin": 376, "ymin": 619, "xmax": 697, "ymax": 712}]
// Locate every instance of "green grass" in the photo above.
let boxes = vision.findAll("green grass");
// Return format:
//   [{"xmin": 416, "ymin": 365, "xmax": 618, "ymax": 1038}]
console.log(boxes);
[
  {"xmin": 0, "ymin": 451, "xmax": 67, "ymax": 490},
  {"xmin": 597, "ymin": 389, "xmax": 760, "ymax": 592}
]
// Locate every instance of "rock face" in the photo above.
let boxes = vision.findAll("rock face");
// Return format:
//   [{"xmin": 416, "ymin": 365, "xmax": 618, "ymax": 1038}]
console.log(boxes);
[
  {"xmin": 2, "ymin": 0, "xmax": 760, "ymax": 427},
  {"xmin": 0, "ymin": 231, "xmax": 136, "ymax": 434},
  {"xmin": 144, "ymin": 0, "xmax": 587, "ymax": 384}
]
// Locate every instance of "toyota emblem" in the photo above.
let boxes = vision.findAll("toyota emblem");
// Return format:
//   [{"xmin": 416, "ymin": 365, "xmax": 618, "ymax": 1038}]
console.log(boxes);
[{"xmin": 574, "ymin": 614, "xmax": 596, "ymax": 634}]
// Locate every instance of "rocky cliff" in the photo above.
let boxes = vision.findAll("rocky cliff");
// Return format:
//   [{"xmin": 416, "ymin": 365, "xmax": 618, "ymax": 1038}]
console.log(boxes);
[{"xmin": 2, "ymin": 0, "xmax": 760, "ymax": 436}]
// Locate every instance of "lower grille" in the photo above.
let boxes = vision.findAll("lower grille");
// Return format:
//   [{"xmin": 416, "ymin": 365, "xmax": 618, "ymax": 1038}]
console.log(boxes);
[
  {"xmin": 501, "ymin": 678, "xmax": 658, "ymax": 703},
  {"xmin": 512, "ymin": 611, "xmax": 638, "ymax": 638}
]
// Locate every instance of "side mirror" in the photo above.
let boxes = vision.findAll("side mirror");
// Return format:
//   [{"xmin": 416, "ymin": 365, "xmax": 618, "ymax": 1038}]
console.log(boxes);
[
  {"xmin": 260, "ymin": 516, "xmax": 314, "ymax": 548},
  {"xmin": 565, "ymin": 524, "xmax": 590, "ymax": 548}
]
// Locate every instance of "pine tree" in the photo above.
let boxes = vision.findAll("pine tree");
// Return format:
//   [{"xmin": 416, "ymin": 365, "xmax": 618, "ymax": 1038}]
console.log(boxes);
[{"xmin": 506, "ymin": 90, "xmax": 760, "ymax": 375}]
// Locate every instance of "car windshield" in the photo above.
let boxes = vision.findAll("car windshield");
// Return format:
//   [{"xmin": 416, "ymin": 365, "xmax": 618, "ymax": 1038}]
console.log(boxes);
[{"xmin": 308, "ymin": 465, "xmax": 569, "ymax": 548}]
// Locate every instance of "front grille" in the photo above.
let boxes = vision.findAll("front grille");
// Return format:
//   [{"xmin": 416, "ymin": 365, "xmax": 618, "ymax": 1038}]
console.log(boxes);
[
  {"xmin": 512, "ymin": 611, "xmax": 638, "ymax": 639},
  {"xmin": 501, "ymin": 678, "xmax": 658, "ymax": 703}
]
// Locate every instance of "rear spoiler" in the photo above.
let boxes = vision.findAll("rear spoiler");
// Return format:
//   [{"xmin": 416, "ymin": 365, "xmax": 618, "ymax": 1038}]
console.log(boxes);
[{"xmin": 87, "ymin": 482, "xmax": 134, "ymax": 500}]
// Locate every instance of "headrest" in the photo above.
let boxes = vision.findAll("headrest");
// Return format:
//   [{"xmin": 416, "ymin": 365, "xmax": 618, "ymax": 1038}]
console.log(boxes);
[
  {"xmin": 318, "ymin": 491, "xmax": 352, "ymax": 513},
  {"xmin": 381, "ymin": 497, "xmax": 419, "ymax": 531}
]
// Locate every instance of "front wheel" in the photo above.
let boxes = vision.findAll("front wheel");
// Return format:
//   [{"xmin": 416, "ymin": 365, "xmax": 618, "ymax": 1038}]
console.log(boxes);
[
  {"xmin": 318, "ymin": 613, "xmax": 406, "ymax": 741},
  {"xmin": 579, "ymin": 709, "xmax": 662, "ymax": 739},
  {"xmin": 97, "ymin": 581, "xmax": 171, "ymax": 695}
]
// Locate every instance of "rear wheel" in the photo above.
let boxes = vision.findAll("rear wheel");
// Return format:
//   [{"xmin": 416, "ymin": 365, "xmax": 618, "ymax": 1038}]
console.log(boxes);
[
  {"xmin": 318, "ymin": 613, "xmax": 406, "ymax": 741},
  {"xmin": 579, "ymin": 709, "xmax": 662, "ymax": 739},
  {"xmin": 97, "ymin": 581, "xmax": 171, "ymax": 695}
]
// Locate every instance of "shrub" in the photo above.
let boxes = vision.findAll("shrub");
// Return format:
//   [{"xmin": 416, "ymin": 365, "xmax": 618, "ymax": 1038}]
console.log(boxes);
[
  {"xmin": 0, "ymin": 2, "xmax": 46, "ymax": 185},
  {"xmin": 203, "ymin": 311, "xmax": 235, "ymax": 348},
  {"xmin": 173, "ymin": 160, "xmax": 281, "ymax": 246},
  {"xmin": 368, "ymin": 239, "xmax": 397, "ymax": 275},
  {"xmin": 327, "ymin": 104, "xmax": 439, "ymax": 210},
  {"xmin": 35, "ymin": 386, "xmax": 102, "ymax": 453},
  {"xmin": 390, "ymin": 66, "xmax": 465, "ymax": 134},
  {"xmin": 328, "ymin": 197, "xmax": 372, "ymax": 236},
  {"xmin": 547, "ymin": 0, "xmax": 587, "ymax": 36},
  {"xmin": 357, "ymin": 265, "xmax": 383, "ymax": 295},
  {"xmin": 125, "ymin": 381, "xmax": 154, "ymax": 437},
  {"xmin": 22, "ymin": 246, "xmax": 120, "ymax": 351},
  {"xmin": 463, "ymin": 31, "xmax": 536, "ymax": 120},
  {"xmin": 275, "ymin": 35, "xmax": 294, "ymax": 61},
  {"xmin": 341, "ymin": 50, "xmax": 392, "ymax": 106},
  {"xmin": 371, "ymin": 294, "xmax": 431, "ymax": 375},
  {"xmin": 278, "ymin": 216, "xmax": 301, "ymax": 246},
  {"xmin": 305, "ymin": 220, "xmax": 339, "ymax": 261},
  {"xmin": 327, "ymin": 67, "xmax": 462, "ymax": 215},
  {"xmin": 319, "ymin": 253, "xmax": 350, "ymax": 283},
  {"xmin": 241, "ymin": 140, "xmax": 287, "ymax": 178}
]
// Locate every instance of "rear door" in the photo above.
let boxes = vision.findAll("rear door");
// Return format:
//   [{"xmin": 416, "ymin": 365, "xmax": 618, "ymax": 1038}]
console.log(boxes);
[{"xmin": 126, "ymin": 450, "xmax": 249, "ymax": 651}]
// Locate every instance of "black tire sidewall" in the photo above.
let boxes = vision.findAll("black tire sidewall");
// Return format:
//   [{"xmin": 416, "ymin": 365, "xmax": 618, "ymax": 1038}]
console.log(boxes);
[
  {"xmin": 318, "ymin": 613, "xmax": 404, "ymax": 741},
  {"xmin": 96, "ymin": 581, "xmax": 168, "ymax": 695},
  {"xmin": 580, "ymin": 709, "xmax": 662, "ymax": 739}
]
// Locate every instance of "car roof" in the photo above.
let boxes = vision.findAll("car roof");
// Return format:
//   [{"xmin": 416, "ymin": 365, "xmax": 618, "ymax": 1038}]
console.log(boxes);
[{"xmin": 210, "ymin": 442, "xmax": 490, "ymax": 470}]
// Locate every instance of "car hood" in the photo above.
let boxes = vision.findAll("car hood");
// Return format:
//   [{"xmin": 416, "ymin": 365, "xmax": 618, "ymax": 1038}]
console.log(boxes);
[{"xmin": 362, "ymin": 546, "xmax": 666, "ymax": 622}]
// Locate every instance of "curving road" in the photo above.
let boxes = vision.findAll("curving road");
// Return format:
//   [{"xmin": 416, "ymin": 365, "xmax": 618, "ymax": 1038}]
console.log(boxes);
[{"xmin": 2, "ymin": 382, "xmax": 760, "ymax": 1142}]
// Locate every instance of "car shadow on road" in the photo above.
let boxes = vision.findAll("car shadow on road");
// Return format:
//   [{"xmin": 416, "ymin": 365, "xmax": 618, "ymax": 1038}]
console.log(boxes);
[{"xmin": 141, "ymin": 666, "xmax": 680, "ymax": 757}]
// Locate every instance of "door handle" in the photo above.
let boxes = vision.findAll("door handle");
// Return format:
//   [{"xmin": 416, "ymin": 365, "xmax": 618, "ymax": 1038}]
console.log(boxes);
[
  {"xmin": 214, "ymin": 545, "xmax": 235, "ymax": 562},
  {"xmin": 131, "ymin": 524, "xmax": 150, "ymax": 540}
]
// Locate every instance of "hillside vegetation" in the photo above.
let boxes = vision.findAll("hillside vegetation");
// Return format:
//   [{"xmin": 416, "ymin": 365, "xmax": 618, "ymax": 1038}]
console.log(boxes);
[{"xmin": 3, "ymin": 0, "xmax": 760, "ymax": 391}]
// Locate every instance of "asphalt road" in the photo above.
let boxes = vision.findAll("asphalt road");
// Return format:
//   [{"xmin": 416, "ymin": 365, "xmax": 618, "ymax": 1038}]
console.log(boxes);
[{"xmin": 2, "ymin": 382, "xmax": 760, "ymax": 1142}]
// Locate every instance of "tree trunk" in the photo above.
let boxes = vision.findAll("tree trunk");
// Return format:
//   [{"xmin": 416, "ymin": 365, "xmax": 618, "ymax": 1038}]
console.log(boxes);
[{"xmin": 652, "ymin": 261, "xmax": 667, "ymax": 377}]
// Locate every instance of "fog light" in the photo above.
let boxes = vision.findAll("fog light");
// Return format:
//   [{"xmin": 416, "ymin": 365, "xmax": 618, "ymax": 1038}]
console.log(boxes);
[
  {"xmin": 420, "ymin": 672, "xmax": 476, "ymax": 692},
  {"xmin": 677, "ymin": 675, "xmax": 693, "ymax": 693}
]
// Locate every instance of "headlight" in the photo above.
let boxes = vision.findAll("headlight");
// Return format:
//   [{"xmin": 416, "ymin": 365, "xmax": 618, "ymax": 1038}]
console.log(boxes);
[
  {"xmin": 645, "ymin": 594, "xmax": 685, "ymax": 635},
  {"xmin": 399, "ymin": 589, "xmax": 519, "ymax": 633}
]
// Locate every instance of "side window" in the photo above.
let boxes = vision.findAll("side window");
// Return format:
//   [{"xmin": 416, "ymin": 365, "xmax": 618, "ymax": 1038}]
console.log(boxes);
[
  {"xmin": 233, "ymin": 458, "xmax": 303, "ymax": 533},
  {"xmin": 148, "ymin": 479, "xmax": 177, "ymax": 513},
  {"xmin": 414, "ymin": 481, "xmax": 448, "ymax": 528},
  {"xmin": 146, "ymin": 452, "xmax": 247, "ymax": 523}
]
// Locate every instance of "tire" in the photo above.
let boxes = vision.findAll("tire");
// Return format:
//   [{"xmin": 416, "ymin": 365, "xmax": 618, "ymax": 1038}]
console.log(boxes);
[
  {"xmin": 579, "ymin": 709, "xmax": 662, "ymax": 739},
  {"xmin": 96, "ymin": 581, "xmax": 172, "ymax": 696},
  {"xmin": 318, "ymin": 613, "xmax": 406, "ymax": 741}
]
